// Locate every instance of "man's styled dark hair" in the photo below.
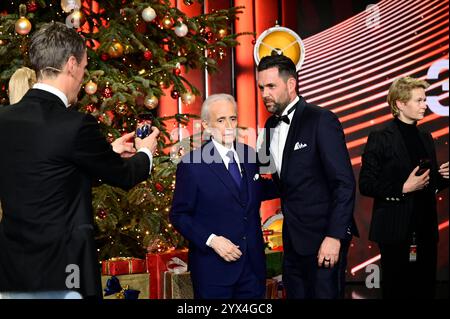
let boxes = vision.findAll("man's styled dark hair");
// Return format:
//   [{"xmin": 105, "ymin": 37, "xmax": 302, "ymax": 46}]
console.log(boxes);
[
  {"xmin": 29, "ymin": 22, "xmax": 86, "ymax": 79},
  {"xmin": 257, "ymin": 54, "xmax": 298, "ymax": 81}
]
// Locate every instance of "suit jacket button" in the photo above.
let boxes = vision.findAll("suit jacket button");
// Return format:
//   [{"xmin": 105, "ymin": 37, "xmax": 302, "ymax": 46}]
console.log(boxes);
[
  {"xmin": 243, "ymin": 217, "xmax": 248, "ymax": 221},
  {"xmin": 242, "ymin": 236, "xmax": 246, "ymax": 240}
]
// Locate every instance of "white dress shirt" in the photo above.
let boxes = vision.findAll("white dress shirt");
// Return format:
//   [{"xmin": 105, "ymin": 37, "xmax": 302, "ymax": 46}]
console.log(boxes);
[
  {"xmin": 270, "ymin": 96, "xmax": 299, "ymax": 176},
  {"xmin": 206, "ymin": 138, "xmax": 242, "ymax": 247},
  {"xmin": 33, "ymin": 83, "xmax": 153, "ymax": 172}
]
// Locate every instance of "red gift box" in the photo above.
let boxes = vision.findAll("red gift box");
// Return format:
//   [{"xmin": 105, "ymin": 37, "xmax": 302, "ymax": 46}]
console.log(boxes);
[
  {"xmin": 102, "ymin": 257, "xmax": 146, "ymax": 276},
  {"xmin": 146, "ymin": 249, "xmax": 188, "ymax": 299}
]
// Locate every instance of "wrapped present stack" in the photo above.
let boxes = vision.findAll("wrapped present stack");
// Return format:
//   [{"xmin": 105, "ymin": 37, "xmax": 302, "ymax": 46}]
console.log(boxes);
[
  {"xmin": 101, "ymin": 257, "xmax": 149, "ymax": 299},
  {"xmin": 146, "ymin": 249, "xmax": 193, "ymax": 299}
]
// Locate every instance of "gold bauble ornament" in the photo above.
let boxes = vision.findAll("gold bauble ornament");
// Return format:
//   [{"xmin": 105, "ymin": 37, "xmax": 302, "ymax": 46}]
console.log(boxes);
[
  {"xmin": 15, "ymin": 17, "xmax": 32, "ymax": 35},
  {"xmin": 61, "ymin": 0, "xmax": 81, "ymax": 13},
  {"xmin": 162, "ymin": 16, "xmax": 174, "ymax": 29},
  {"xmin": 66, "ymin": 9, "xmax": 86, "ymax": 29},
  {"xmin": 218, "ymin": 28, "xmax": 228, "ymax": 39},
  {"xmin": 108, "ymin": 41, "xmax": 124, "ymax": 59},
  {"xmin": 181, "ymin": 92, "xmax": 195, "ymax": 105},
  {"xmin": 84, "ymin": 80, "xmax": 98, "ymax": 95},
  {"xmin": 144, "ymin": 95, "xmax": 159, "ymax": 110}
]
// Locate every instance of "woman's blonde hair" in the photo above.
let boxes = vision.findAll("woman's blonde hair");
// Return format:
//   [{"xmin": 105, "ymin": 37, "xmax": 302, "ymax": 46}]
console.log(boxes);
[
  {"xmin": 387, "ymin": 76, "xmax": 429, "ymax": 117},
  {"xmin": 8, "ymin": 67, "xmax": 37, "ymax": 104}
]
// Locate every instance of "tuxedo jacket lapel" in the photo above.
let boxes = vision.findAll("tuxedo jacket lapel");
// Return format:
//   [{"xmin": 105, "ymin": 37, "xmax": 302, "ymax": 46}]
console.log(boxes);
[{"xmin": 280, "ymin": 98, "xmax": 306, "ymax": 180}]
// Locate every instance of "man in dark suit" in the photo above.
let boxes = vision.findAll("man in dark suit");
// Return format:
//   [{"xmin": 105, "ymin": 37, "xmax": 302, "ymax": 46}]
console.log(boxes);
[
  {"xmin": 170, "ymin": 94, "xmax": 277, "ymax": 299},
  {"xmin": 0, "ymin": 22, "xmax": 159, "ymax": 298},
  {"xmin": 257, "ymin": 55, "xmax": 357, "ymax": 299}
]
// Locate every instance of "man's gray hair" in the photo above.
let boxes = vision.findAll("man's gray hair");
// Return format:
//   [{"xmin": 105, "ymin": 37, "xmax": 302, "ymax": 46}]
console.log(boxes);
[
  {"xmin": 201, "ymin": 93, "xmax": 237, "ymax": 122},
  {"xmin": 29, "ymin": 22, "xmax": 86, "ymax": 79}
]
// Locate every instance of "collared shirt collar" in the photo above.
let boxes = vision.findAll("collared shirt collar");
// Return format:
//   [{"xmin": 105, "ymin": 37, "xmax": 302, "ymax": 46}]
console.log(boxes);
[
  {"xmin": 33, "ymin": 83, "xmax": 69, "ymax": 108},
  {"xmin": 281, "ymin": 95, "xmax": 300, "ymax": 119},
  {"xmin": 211, "ymin": 138, "xmax": 237, "ymax": 161}
]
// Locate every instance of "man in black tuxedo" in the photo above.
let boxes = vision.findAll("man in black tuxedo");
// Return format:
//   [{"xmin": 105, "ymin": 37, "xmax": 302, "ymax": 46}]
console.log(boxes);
[
  {"xmin": 0, "ymin": 22, "xmax": 159, "ymax": 298},
  {"xmin": 257, "ymin": 55, "xmax": 357, "ymax": 299}
]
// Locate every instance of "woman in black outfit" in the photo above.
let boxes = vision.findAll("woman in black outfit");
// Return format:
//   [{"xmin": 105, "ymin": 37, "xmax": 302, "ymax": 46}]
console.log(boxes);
[{"xmin": 359, "ymin": 76, "xmax": 449, "ymax": 299}]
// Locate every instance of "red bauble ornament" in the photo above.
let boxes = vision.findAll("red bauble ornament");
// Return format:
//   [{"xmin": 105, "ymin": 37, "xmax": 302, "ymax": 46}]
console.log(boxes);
[
  {"xmin": 135, "ymin": 22, "xmax": 147, "ymax": 34},
  {"xmin": 97, "ymin": 209, "xmax": 107, "ymax": 220},
  {"xmin": 85, "ymin": 104, "xmax": 96, "ymax": 113},
  {"xmin": 101, "ymin": 53, "xmax": 109, "ymax": 61},
  {"xmin": 173, "ymin": 68, "xmax": 181, "ymax": 76},
  {"xmin": 102, "ymin": 87, "xmax": 113, "ymax": 98},
  {"xmin": 155, "ymin": 182, "xmax": 164, "ymax": 192},
  {"xmin": 171, "ymin": 90, "xmax": 180, "ymax": 99},
  {"xmin": 143, "ymin": 50, "xmax": 153, "ymax": 61},
  {"xmin": 26, "ymin": 0, "xmax": 39, "ymax": 12},
  {"xmin": 204, "ymin": 31, "xmax": 214, "ymax": 42},
  {"xmin": 251, "ymin": 39, "xmax": 256, "ymax": 45}
]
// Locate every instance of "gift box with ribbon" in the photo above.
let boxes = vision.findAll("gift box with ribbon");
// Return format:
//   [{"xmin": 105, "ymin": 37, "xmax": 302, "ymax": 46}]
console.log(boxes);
[
  {"xmin": 163, "ymin": 257, "xmax": 193, "ymax": 299},
  {"xmin": 146, "ymin": 249, "xmax": 188, "ymax": 299},
  {"xmin": 101, "ymin": 274, "xmax": 150, "ymax": 299},
  {"xmin": 101, "ymin": 257, "xmax": 146, "ymax": 276}
]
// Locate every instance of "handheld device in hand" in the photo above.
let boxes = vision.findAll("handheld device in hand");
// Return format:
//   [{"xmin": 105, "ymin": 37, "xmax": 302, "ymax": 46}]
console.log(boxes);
[
  {"xmin": 136, "ymin": 124, "xmax": 152, "ymax": 138},
  {"xmin": 135, "ymin": 113, "xmax": 153, "ymax": 139},
  {"xmin": 416, "ymin": 158, "xmax": 431, "ymax": 176}
]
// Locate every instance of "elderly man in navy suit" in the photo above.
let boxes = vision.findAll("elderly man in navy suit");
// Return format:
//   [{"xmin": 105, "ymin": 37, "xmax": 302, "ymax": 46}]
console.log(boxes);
[
  {"xmin": 170, "ymin": 94, "xmax": 277, "ymax": 299},
  {"xmin": 257, "ymin": 55, "xmax": 358, "ymax": 299}
]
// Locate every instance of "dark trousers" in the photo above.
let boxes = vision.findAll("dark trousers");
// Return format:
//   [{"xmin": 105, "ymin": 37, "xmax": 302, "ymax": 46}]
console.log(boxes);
[
  {"xmin": 193, "ymin": 260, "xmax": 265, "ymax": 299},
  {"xmin": 378, "ymin": 241, "xmax": 437, "ymax": 299},
  {"xmin": 282, "ymin": 237, "xmax": 350, "ymax": 299}
]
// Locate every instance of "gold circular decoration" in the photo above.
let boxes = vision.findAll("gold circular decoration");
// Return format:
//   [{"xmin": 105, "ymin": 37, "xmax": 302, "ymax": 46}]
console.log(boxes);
[{"xmin": 254, "ymin": 26, "xmax": 305, "ymax": 71}]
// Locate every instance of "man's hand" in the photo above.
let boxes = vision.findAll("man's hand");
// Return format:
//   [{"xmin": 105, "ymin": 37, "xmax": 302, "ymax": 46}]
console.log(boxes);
[
  {"xmin": 135, "ymin": 126, "xmax": 160, "ymax": 155},
  {"xmin": 439, "ymin": 161, "xmax": 449, "ymax": 179},
  {"xmin": 210, "ymin": 236, "xmax": 242, "ymax": 262},
  {"xmin": 111, "ymin": 132, "xmax": 136, "ymax": 158},
  {"xmin": 317, "ymin": 236, "xmax": 341, "ymax": 268}
]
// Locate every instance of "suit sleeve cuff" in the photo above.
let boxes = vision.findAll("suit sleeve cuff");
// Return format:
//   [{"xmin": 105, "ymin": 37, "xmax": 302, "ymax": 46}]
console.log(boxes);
[
  {"xmin": 206, "ymin": 234, "xmax": 216, "ymax": 247},
  {"xmin": 137, "ymin": 147, "xmax": 153, "ymax": 173}
]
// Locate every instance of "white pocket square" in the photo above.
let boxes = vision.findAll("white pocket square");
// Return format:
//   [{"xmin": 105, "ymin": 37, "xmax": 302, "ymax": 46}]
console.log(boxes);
[{"xmin": 294, "ymin": 142, "xmax": 308, "ymax": 151}]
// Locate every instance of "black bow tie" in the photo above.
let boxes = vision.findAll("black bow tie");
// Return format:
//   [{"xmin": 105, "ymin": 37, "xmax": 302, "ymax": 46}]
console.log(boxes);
[
  {"xmin": 274, "ymin": 105, "xmax": 296, "ymax": 126},
  {"xmin": 275, "ymin": 114, "xmax": 291, "ymax": 125}
]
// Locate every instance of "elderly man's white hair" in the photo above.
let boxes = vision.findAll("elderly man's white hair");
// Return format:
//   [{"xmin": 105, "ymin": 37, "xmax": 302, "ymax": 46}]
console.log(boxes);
[{"xmin": 201, "ymin": 93, "xmax": 237, "ymax": 122}]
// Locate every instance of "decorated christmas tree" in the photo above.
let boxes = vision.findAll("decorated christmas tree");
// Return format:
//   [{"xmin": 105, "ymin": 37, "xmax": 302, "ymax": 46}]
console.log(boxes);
[{"xmin": 0, "ymin": 0, "xmax": 246, "ymax": 260}]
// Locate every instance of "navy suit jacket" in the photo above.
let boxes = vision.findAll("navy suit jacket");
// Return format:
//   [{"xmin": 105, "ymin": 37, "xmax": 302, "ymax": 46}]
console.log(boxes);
[
  {"xmin": 170, "ymin": 141, "xmax": 276, "ymax": 286},
  {"xmin": 259, "ymin": 96, "xmax": 358, "ymax": 256}
]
